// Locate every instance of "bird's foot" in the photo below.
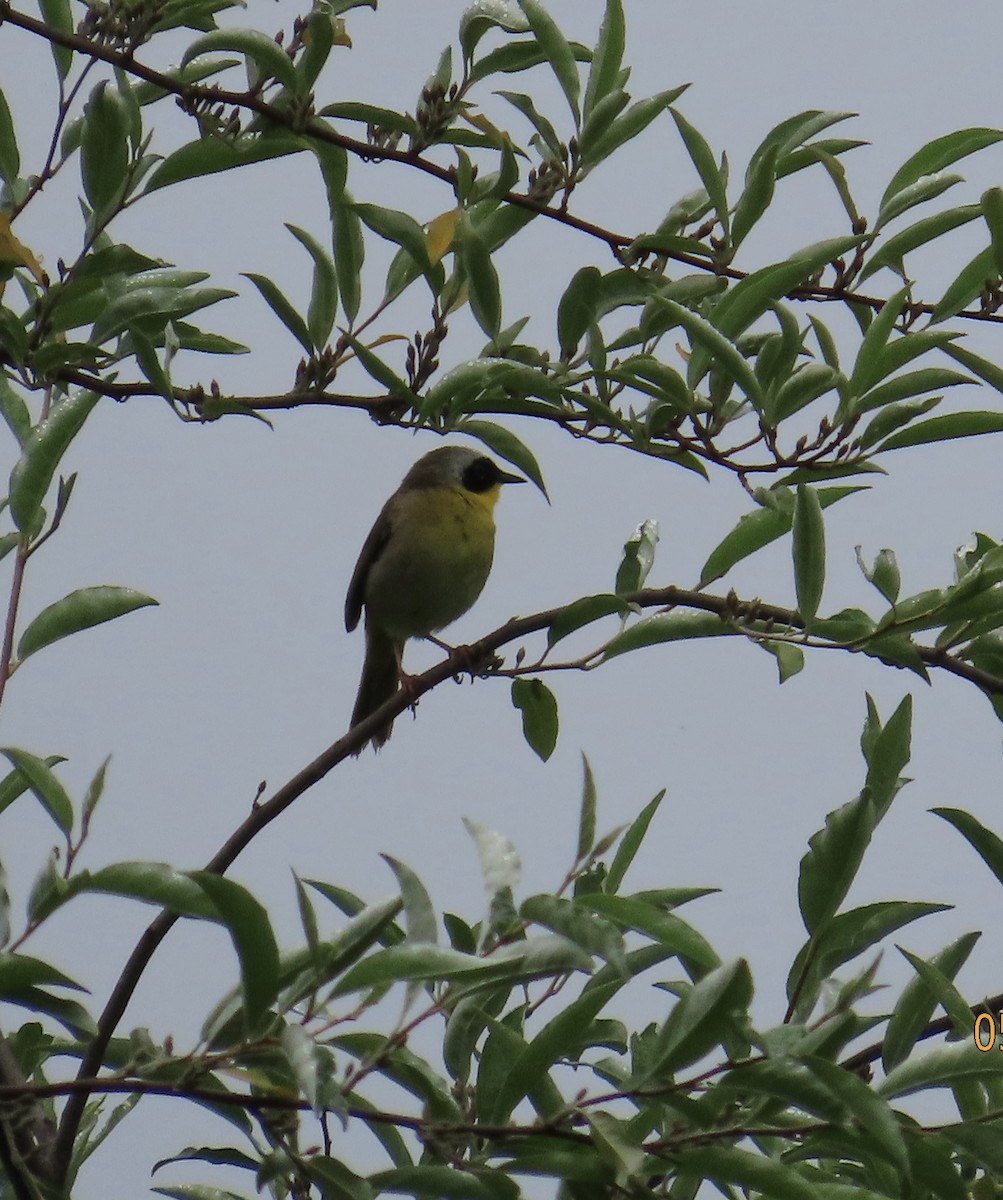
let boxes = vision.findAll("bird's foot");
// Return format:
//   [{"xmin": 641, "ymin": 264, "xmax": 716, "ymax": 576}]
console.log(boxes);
[
  {"xmin": 425, "ymin": 635, "xmax": 501, "ymax": 679},
  {"xmin": 398, "ymin": 669, "xmax": 423, "ymax": 717}
]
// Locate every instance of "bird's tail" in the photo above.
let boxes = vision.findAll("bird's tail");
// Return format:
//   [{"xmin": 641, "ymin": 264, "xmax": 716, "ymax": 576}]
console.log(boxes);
[{"xmin": 350, "ymin": 623, "xmax": 401, "ymax": 751}]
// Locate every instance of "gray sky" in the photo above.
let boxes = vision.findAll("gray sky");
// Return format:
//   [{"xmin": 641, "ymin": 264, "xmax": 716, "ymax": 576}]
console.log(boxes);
[{"xmin": 4, "ymin": 1, "xmax": 1003, "ymax": 1193}]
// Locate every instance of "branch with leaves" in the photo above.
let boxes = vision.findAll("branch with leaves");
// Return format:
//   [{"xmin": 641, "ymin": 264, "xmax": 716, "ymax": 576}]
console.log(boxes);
[{"xmin": 5, "ymin": 0, "xmax": 1003, "ymax": 1196}]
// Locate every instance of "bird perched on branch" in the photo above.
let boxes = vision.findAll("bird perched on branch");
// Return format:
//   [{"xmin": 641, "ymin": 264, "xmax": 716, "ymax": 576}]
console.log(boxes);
[{"xmin": 345, "ymin": 445, "xmax": 524, "ymax": 750}]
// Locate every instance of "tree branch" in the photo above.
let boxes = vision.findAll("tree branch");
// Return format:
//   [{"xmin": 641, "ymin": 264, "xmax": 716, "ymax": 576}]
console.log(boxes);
[
  {"xmin": 48, "ymin": 581, "xmax": 1003, "ymax": 1176},
  {"xmin": 4, "ymin": 1, "xmax": 1003, "ymax": 329}
]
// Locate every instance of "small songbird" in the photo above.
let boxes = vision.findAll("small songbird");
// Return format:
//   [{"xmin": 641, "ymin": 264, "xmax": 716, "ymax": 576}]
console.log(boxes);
[{"xmin": 345, "ymin": 445, "xmax": 524, "ymax": 750}]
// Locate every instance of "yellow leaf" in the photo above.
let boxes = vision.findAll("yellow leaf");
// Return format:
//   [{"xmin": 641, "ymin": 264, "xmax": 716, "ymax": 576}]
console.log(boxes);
[
  {"xmin": 425, "ymin": 208, "xmax": 460, "ymax": 266},
  {"xmin": 0, "ymin": 214, "xmax": 46, "ymax": 286}
]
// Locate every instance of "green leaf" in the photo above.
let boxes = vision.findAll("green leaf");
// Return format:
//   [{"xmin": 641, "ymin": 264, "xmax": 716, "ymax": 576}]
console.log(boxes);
[
  {"xmin": 582, "ymin": 894, "xmax": 719, "ymax": 974},
  {"xmin": 879, "ymin": 1038, "xmax": 1003, "ymax": 1100},
  {"xmin": 489, "ymin": 980, "xmax": 623, "ymax": 1124},
  {"xmin": 343, "ymin": 335, "xmax": 413, "ymax": 400},
  {"xmin": 798, "ymin": 792, "xmax": 875, "ymax": 937},
  {"xmin": 880, "ymin": 127, "xmax": 1003, "ymax": 215},
  {"xmin": 847, "ymin": 286, "xmax": 910, "ymax": 399},
  {"xmin": 654, "ymin": 296, "xmax": 763, "ymax": 409},
  {"xmin": 522, "ymin": 896, "xmax": 625, "ymax": 970},
  {"xmin": 460, "ymin": 1, "xmax": 529, "ymax": 62},
  {"xmin": 281, "ymin": 1025, "xmax": 328, "ymax": 1117},
  {"xmin": 0, "ymin": 374, "xmax": 31, "ymax": 445},
  {"xmin": 82, "ymin": 755, "xmax": 111, "ymax": 827},
  {"xmin": 0, "ymin": 953, "xmax": 85, "ymax": 994},
  {"xmin": 9, "ymin": 390, "xmax": 100, "ymax": 532},
  {"xmin": 452, "ymin": 420, "xmax": 547, "ymax": 499},
  {"xmin": 670, "ymin": 107, "xmax": 728, "ymax": 237},
  {"xmin": 877, "ymin": 409, "xmax": 1003, "ymax": 452},
  {"xmin": 700, "ymin": 486, "xmax": 863, "ymax": 586},
  {"xmin": 646, "ymin": 959, "xmax": 752, "ymax": 1077},
  {"xmin": 0, "ymin": 985, "xmax": 93, "ymax": 1038},
  {"xmin": 863, "ymin": 692, "xmax": 912, "ymax": 815},
  {"xmin": 943, "ymin": 341, "xmax": 1003, "ymax": 396},
  {"xmin": 81, "ymin": 81, "xmax": 130, "ymax": 221},
  {"xmin": 932, "ymin": 807, "xmax": 1003, "ymax": 886},
  {"xmin": 296, "ymin": 8, "xmax": 336, "ymax": 91},
  {"xmin": 243, "ymin": 272, "xmax": 313, "ymax": 354},
  {"xmin": 0, "ymin": 87, "xmax": 20, "ymax": 186},
  {"xmin": 38, "ymin": 0, "xmax": 73, "ymax": 79},
  {"xmin": 547, "ymin": 593, "xmax": 631, "ymax": 649},
  {"xmin": 189, "ymin": 873, "xmax": 280, "ymax": 1034},
  {"xmin": 468, "ymin": 37, "xmax": 588, "ymax": 87},
  {"xmin": 0, "ymin": 755, "xmax": 65, "ymax": 820},
  {"xmin": 144, "ymin": 133, "xmax": 303, "ymax": 194},
  {"xmin": 773, "ymin": 363, "xmax": 840, "ymax": 422},
  {"xmin": 693, "ymin": 234, "xmax": 865, "ymax": 383},
  {"xmin": 855, "ymin": 546, "xmax": 900, "ymax": 604},
  {"xmin": 576, "ymin": 755, "xmax": 597, "ymax": 860},
  {"xmin": 860, "ymin": 203, "xmax": 980, "ymax": 281},
  {"xmin": 855, "ymin": 366, "xmax": 973, "ymax": 414},
  {"xmin": 287, "ymin": 225, "xmax": 338, "ymax": 350},
  {"xmin": 582, "ymin": 88, "xmax": 683, "ymax": 168},
  {"xmin": 319, "ymin": 102, "xmax": 419, "ymax": 138},
  {"xmin": 332, "ymin": 199, "xmax": 364, "ymax": 324},
  {"xmin": 932, "ymin": 245, "xmax": 996, "ymax": 323},
  {"xmin": 353, "ymin": 202, "xmax": 433, "ymax": 280},
  {"xmin": 884, "ymin": 933, "xmax": 980, "ymax": 1071},
  {"xmin": 457, "ymin": 216, "xmax": 501, "ymax": 338},
  {"xmin": 153, "ymin": 1145, "xmax": 259, "ymax": 1174},
  {"xmin": 90, "ymin": 286, "xmax": 236, "ymax": 346},
  {"xmin": 496, "ymin": 90, "xmax": 561, "ymax": 158},
  {"xmin": 792, "ymin": 484, "xmax": 825, "ymax": 623},
  {"xmin": 382, "ymin": 856, "xmax": 437, "ymax": 946},
  {"xmin": 511, "ymin": 678, "xmax": 558, "ymax": 761},
  {"xmin": 180, "ymin": 28, "xmax": 299, "ymax": 90},
  {"xmin": 788, "ymin": 901, "xmax": 949, "ymax": 1012},
  {"xmin": 940, "ymin": 1123, "xmax": 1003, "ymax": 1176},
  {"xmin": 0, "ymin": 748, "xmax": 73, "ymax": 835},
  {"xmin": 517, "ymin": 0, "xmax": 580, "ymax": 123},
  {"xmin": 368, "ymin": 1165, "xmax": 508, "ymax": 1200},
  {"xmin": 752, "ymin": 109, "xmax": 856, "ymax": 172},
  {"xmin": 604, "ymin": 790, "xmax": 664, "ymax": 895},
  {"xmin": 332, "ymin": 938, "xmax": 587, "ymax": 999},
  {"xmin": 309, "ymin": 1156, "xmax": 373, "ymax": 1200},
  {"xmin": 731, "ymin": 144, "xmax": 778, "ymax": 252},
  {"xmin": 875, "ymin": 172, "xmax": 964, "ymax": 230},
  {"xmin": 586, "ymin": 1111, "xmax": 646, "ymax": 1188},
  {"xmin": 583, "ymin": 0, "xmax": 624, "ymax": 121},
  {"xmin": 130, "ymin": 327, "xmax": 173, "ymax": 401},
  {"xmin": 557, "ymin": 265, "xmax": 602, "ymax": 359},
  {"xmin": 603, "ymin": 611, "xmax": 731, "ymax": 661},
  {"xmin": 72, "ymin": 861, "xmax": 218, "ymax": 917},
  {"xmin": 18, "ymin": 586, "xmax": 158, "ymax": 662},
  {"xmin": 806, "ymin": 1055, "xmax": 909, "ymax": 1173},
  {"xmin": 615, "ymin": 519, "xmax": 658, "ymax": 594}
]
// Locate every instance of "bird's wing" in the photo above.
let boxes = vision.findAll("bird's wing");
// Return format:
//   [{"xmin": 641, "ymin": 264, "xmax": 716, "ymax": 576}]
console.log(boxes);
[{"xmin": 344, "ymin": 507, "xmax": 394, "ymax": 632}]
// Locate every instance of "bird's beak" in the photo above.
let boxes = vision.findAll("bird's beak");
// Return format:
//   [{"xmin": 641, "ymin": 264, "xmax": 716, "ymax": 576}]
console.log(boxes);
[{"xmin": 500, "ymin": 470, "xmax": 525, "ymax": 485}]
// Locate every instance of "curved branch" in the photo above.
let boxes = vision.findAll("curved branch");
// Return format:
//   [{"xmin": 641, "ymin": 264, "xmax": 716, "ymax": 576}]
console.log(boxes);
[
  {"xmin": 3, "ymin": 1, "xmax": 1003, "ymax": 328},
  {"xmin": 49, "ymin": 582, "xmax": 1003, "ymax": 1172}
]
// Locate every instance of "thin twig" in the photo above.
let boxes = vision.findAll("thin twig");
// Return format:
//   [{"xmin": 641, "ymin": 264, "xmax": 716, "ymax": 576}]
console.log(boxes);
[{"xmin": 2, "ymin": 0, "xmax": 1003, "ymax": 330}]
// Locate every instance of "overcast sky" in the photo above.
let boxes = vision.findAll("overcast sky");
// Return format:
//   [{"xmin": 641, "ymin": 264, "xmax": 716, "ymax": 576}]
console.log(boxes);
[{"xmin": 4, "ymin": 1, "xmax": 1003, "ymax": 1194}]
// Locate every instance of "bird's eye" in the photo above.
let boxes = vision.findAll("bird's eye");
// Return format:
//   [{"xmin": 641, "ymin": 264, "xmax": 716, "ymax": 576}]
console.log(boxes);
[{"xmin": 463, "ymin": 457, "xmax": 497, "ymax": 493}]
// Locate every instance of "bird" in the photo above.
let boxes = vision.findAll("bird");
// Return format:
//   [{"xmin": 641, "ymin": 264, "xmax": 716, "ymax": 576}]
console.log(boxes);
[{"xmin": 345, "ymin": 445, "xmax": 524, "ymax": 750}]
